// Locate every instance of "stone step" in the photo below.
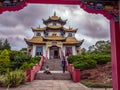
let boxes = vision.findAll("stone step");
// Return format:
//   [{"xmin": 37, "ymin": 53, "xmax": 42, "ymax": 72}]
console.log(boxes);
[
  {"xmin": 42, "ymin": 59, "xmax": 62, "ymax": 70},
  {"xmin": 35, "ymin": 71, "xmax": 71, "ymax": 80}
]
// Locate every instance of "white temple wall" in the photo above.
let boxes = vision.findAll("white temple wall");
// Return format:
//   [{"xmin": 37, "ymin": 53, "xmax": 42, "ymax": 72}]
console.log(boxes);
[
  {"xmin": 62, "ymin": 45, "xmax": 77, "ymax": 56},
  {"xmin": 65, "ymin": 32, "xmax": 68, "ymax": 37},
  {"xmin": 41, "ymin": 32, "xmax": 44, "ymax": 36},
  {"xmin": 72, "ymin": 46, "xmax": 77, "ymax": 55},
  {"xmin": 72, "ymin": 33, "xmax": 75, "ymax": 37},
  {"xmin": 47, "ymin": 48, "xmax": 50, "ymax": 59},
  {"xmin": 43, "ymin": 46, "xmax": 46, "ymax": 57},
  {"xmin": 31, "ymin": 45, "xmax": 36, "ymax": 57},
  {"xmin": 34, "ymin": 32, "xmax": 36, "ymax": 36},
  {"xmin": 62, "ymin": 46, "xmax": 66, "ymax": 56}
]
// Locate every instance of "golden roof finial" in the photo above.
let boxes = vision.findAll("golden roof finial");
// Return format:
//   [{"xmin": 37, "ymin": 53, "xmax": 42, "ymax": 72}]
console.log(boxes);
[{"xmin": 54, "ymin": 11, "xmax": 56, "ymax": 16}]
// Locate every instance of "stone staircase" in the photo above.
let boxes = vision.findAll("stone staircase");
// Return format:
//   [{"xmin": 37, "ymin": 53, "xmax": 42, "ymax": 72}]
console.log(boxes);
[
  {"xmin": 35, "ymin": 59, "xmax": 71, "ymax": 80},
  {"xmin": 42, "ymin": 59, "xmax": 62, "ymax": 70}
]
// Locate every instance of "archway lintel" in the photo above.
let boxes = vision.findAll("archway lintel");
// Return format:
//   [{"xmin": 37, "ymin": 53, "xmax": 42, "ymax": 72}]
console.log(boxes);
[{"xmin": 0, "ymin": 0, "xmax": 118, "ymax": 22}]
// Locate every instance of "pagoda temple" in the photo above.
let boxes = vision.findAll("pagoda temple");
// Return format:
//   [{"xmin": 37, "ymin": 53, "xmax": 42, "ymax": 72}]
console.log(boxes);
[{"xmin": 25, "ymin": 12, "xmax": 84, "ymax": 59}]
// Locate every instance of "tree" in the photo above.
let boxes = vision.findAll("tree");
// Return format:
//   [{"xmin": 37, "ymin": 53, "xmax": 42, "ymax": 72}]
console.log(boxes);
[
  {"xmin": 0, "ymin": 39, "xmax": 2, "ymax": 50},
  {"xmin": 81, "ymin": 48, "xmax": 87, "ymax": 55},
  {"xmin": 87, "ymin": 40, "xmax": 111, "ymax": 54},
  {"xmin": 88, "ymin": 45, "xmax": 96, "ymax": 54},
  {"xmin": 3, "ymin": 39, "xmax": 11, "ymax": 50},
  {"xmin": 0, "ymin": 49, "xmax": 10, "ymax": 73},
  {"xmin": 95, "ymin": 40, "xmax": 111, "ymax": 54},
  {"xmin": 0, "ymin": 49, "xmax": 10, "ymax": 64}
]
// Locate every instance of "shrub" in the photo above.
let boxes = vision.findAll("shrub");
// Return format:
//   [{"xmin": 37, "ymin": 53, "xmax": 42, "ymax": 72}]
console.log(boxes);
[
  {"xmin": 85, "ymin": 60, "xmax": 97, "ymax": 69},
  {"xmin": 92, "ymin": 54, "xmax": 111, "ymax": 65},
  {"xmin": 67, "ymin": 55, "xmax": 75, "ymax": 63},
  {"xmin": 20, "ymin": 62, "xmax": 34, "ymax": 71},
  {"xmin": 0, "ymin": 49, "xmax": 10, "ymax": 65},
  {"xmin": 73, "ymin": 62, "xmax": 88, "ymax": 70},
  {"xmin": 67, "ymin": 55, "xmax": 80, "ymax": 64},
  {"xmin": 13, "ymin": 54, "xmax": 31, "ymax": 69},
  {"xmin": 68, "ymin": 54, "xmax": 111, "ymax": 69},
  {"xmin": 9, "ymin": 51, "xmax": 21, "ymax": 61},
  {"xmin": 30, "ymin": 56, "xmax": 41, "ymax": 64},
  {"xmin": 73, "ymin": 60, "xmax": 97, "ymax": 70},
  {"xmin": 0, "ymin": 70, "xmax": 27, "ymax": 87},
  {"xmin": 0, "ymin": 49, "xmax": 10, "ymax": 74}
]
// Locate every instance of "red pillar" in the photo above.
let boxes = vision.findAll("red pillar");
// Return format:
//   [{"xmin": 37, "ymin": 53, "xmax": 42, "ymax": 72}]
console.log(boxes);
[
  {"xmin": 115, "ymin": 21, "xmax": 120, "ymax": 90},
  {"xmin": 110, "ymin": 20, "xmax": 120, "ymax": 90}
]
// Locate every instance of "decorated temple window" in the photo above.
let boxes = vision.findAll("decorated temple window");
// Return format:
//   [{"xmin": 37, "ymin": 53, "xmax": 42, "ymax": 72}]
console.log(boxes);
[
  {"xmin": 53, "ymin": 22, "xmax": 57, "ymax": 26},
  {"xmin": 61, "ymin": 33, "xmax": 64, "ymax": 37},
  {"xmin": 36, "ymin": 33, "xmax": 41, "ymax": 36},
  {"xmin": 36, "ymin": 47, "xmax": 43, "ymax": 56},
  {"xmin": 45, "ymin": 32, "xmax": 48, "ymax": 37},
  {"xmin": 65, "ymin": 47, "xmax": 72, "ymax": 56},
  {"xmin": 68, "ymin": 33, "xmax": 72, "ymax": 37}
]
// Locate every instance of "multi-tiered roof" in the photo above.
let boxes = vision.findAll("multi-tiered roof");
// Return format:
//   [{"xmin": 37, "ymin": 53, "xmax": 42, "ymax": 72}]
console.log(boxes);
[{"xmin": 25, "ymin": 12, "xmax": 83, "ymax": 46}]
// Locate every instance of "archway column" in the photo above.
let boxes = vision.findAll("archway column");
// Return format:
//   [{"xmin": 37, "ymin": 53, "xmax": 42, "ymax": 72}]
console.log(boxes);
[
  {"xmin": 114, "ymin": 21, "xmax": 120, "ymax": 90},
  {"xmin": 110, "ymin": 19, "xmax": 120, "ymax": 90}
]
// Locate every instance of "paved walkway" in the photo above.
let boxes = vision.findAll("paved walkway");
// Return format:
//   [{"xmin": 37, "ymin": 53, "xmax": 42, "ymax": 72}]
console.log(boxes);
[{"xmin": 0, "ymin": 80, "xmax": 113, "ymax": 90}]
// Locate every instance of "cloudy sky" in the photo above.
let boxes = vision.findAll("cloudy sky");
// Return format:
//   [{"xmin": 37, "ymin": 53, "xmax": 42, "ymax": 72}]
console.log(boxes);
[{"xmin": 0, "ymin": 4, "xmax": 110, "ymax": 50}]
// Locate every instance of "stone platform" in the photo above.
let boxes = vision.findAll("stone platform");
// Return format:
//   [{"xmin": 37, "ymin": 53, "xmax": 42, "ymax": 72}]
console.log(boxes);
[{"xmin": 0, "ymin": 80, "xmax": 113, "ymax": 90}]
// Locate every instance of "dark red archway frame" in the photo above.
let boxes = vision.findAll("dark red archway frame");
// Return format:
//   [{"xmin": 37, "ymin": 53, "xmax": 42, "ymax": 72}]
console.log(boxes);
[{"xmin": 0, "ymin": 0, "xmax": 119, "ymax": 90}]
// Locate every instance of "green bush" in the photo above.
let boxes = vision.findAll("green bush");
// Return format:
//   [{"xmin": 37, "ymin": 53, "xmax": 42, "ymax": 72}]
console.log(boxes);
[
  {"xmin": 19, "ymin": 56, "xmax": 41, "ymax": 71},
  {"xmin": 85, "ymin": 60, "xmax": 97, "ymax": 69},
  {"xmin": 30, "ymin": 56, "xmax": 41, "ymax": 64},
  {"xmin": 0, "ymin": 49, "xmax": 11, "ymax": 74},
  {"xmin": 67, "ymin": 54, "xmax": 110, "ymax": 70},
  {"xmin": 12, "ymin": 54, "xmax": 31, "ymax": 69},
  {"xmin": 73, "ymin": 62, "xmax": 88, "ymax": 70},
  {"xmin": 9, "ymin": 51, "xmax": 21, "ymax": 61},
  {"xmin": 0, "ymin": 49, "xmax": 10, "ymax": 65},
  {"xmin": 0, "ymin": 70, "xmax": 27, "ymax": 87},
  {"xmin": 73, "ymin": 60, "xmax": 97, "ymax": 70},
  {"xmin": 81, "ymin": 81, "xmax": 112, "ymax": 88},
  {"xmin": 91, "ymin": 54, "xmax": 111, "ymax": 65},
  {"xmin": 67, "ymin": 55, "xmax": 76, "ymax": 63},
  {"xmin": 20, "ymin": 62, "xmax": 34, "ymax": 71},
  {"xmin": 68, "ymin": 54, "xmax": 111, "ymax": 66}
]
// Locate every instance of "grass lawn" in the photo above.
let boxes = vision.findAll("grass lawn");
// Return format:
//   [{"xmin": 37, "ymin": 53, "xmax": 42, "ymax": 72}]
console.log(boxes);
[{"xmin": 81, "ymin": 81, "xmax": 112, "ymax": 88}]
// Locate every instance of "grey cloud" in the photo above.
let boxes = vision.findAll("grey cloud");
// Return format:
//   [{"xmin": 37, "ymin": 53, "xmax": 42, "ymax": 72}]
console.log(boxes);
[
  {"xmin": 0, "ymin": 4, "xmax": 110, "ymax": 50},
  {"xmin": 0, "ymin": 4, "xmax": 50, "ymax": 27}
]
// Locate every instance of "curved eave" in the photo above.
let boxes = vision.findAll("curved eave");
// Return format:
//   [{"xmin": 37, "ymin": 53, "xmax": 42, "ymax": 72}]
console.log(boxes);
[
  {"xmin": 63, "ymin": 37, "xmax": 84, "ymax": 45},
  {"xmin": 24, "ymin": 37, "xmax": 46, "ymax": 45},
  {"xmin": 64, "ymin": 28, "xmax": 78, "ymax": 32},
  {"xmin": 47, "ymin": 26, "xmax": 63, "ymax": 29},
  {"xmin": 24, "ymin": 38, "xmax": 33, "ymax": 46},
  {"xmin": 25, "ymin": 40, "xmax": 46, "ymax": 45},
  {"xmin": 75, "ymin": 39, "xmax": 84, "ymax": 47},
  {"xmin": 31, "ymin": 27, "xmax": 46, "ymax": 32},
  {"xmin": 43, "ymin": 18, "xmax": 67, "ymax": 25},
  {"xmin": 63, "ymin": 42, "xmax": 81, "ymax": 45},
  {"xmin": 64, "ymin": 30, "xmax": 77, "ymax": 32},
  {"xmin": 43, "ymin": 37, "xmax": 66, "ymax": 41}
]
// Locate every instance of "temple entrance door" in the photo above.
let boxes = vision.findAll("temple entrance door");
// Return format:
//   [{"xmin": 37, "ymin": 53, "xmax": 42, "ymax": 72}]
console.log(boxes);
[{"xmin": 50, "ymin": 46, "xmax": 59, "ymax": 59}]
